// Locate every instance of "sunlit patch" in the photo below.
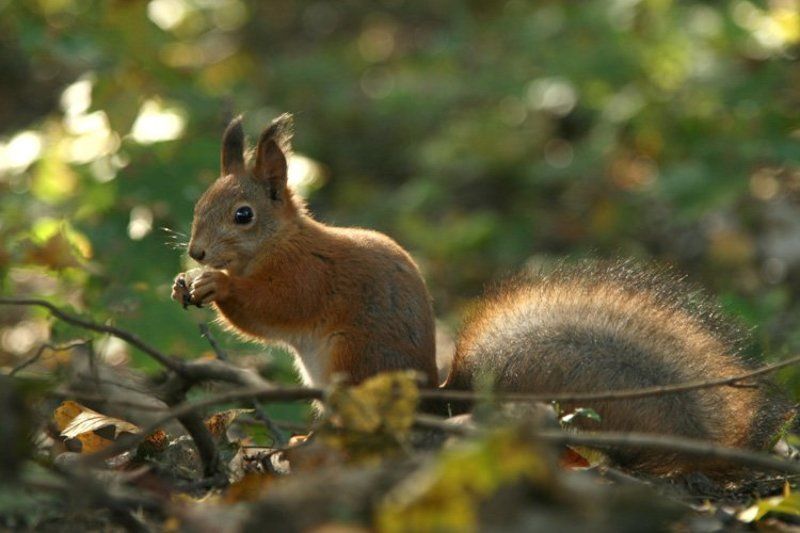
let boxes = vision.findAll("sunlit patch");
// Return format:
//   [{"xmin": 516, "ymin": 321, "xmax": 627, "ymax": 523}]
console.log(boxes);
[
  {"xmin": 131, "ymin": 100, "xmax": 187, "ymax": 144},
  {"xmin": 128, "ymin": 205, "xmax": 154, "ymax": 240},
  {"xmin": 97, "ymin": 336, "xmax": 129, "ymax": 366},
  {"xmin": 0, "ymin": 131, "xmax": 44, "ymax": 176},
  {"xmin": 527, "ymin": 77, "xmax": 577, "ymax": 116},
  {"xmin": 732, "ymin": 0, "xmax": 800, "ymax": 52},
  {"xmin": 147, "ymin": 0, "xmax": 189, "ymax": 31},
  {"xmin": 60, "ymin": 78, "xmax": 93, "ymax": 117},
  {"xmin": 603, "ymin": 86, "xmax": 644, "ymax": 123},
  {"xmin": 1, "ymin": 320, "xmax": 49, "ymax": 355},
  {"xmin": 288, "ymin": 154, "xmax": 324, "ymax": 197},
  {"xmin": 64, "ymin": 111, "xmax": 119, "ymax": 164}
]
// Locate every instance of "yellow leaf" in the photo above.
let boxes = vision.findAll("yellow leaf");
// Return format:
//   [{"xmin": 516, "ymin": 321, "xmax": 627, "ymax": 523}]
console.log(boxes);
[
  {"xmin": 322, "ymin": 371, "xmax": 420, "ymax": 460},
  {"xmin": 737, "ymin": 487, "xmax": 800, "ymax": 523},
  {"xmin": 54, "ymin": 400, "xmax": 140, "ymax": 454},
  {"xmin": 328, "ymin": 371, "xmax": 420, "ymax": 435},
  {"xmin": 377, "ymin": 429, "xmax": 553, "ymax": 533}
]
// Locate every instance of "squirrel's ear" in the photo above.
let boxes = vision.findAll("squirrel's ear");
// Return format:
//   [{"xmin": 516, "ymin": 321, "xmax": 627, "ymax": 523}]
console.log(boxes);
[
  {"xmin": 221, "ymin": 115, "xmax": 245, "ymax": 176},
  {"xmin": 254, "ymin": 113, "xmax": 293, "ymax": 201}
]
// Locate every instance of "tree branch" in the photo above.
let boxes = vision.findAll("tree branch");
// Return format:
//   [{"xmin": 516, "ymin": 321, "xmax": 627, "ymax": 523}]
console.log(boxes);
[
  {"xmin": 9, "ymin": 339, "xmax": 90, "ymax": 376},
  {"xmin": 420, "ymin": 352, "xmax": 800, "ymax": 404},
  {"xmin": 0, "ymin": 298, "xmax": 184, "ymax": 374},
  {"xmin": 413, "ymin": 414, "xmax": 800, "ymax": 475},
  {"xmin": 198, "ymin": 323, "xmax": 289, "ymax": 446},
  {"xmin": 9, "ymin": 297, "xmax": 800, "ymax": 479},
  {"xmin": 82, "ymin": 385, "xmax": 323, "ymax": 466}
]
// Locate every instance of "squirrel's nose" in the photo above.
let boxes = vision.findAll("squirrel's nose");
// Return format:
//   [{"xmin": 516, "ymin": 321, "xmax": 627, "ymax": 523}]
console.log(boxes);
[{"xmin": 189, "ymin": 247, "xmax": 206, "ymax": 262}]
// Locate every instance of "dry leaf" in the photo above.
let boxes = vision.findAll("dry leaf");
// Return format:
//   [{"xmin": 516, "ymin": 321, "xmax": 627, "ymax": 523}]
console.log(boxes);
[
  {"xmin": 328, "ymin": 371, "xmax": 420, "ymax": 435},
  {"xmin": 560, "ymin": 445, "xmax": 608, "ymax": 470},
  {"xmin": 54, "ymin": 400, "xmax": 140, "ymax": 454},
  {"xmin": 321, "ymin": 371, "xmax": 421, "ymax": 460},
  {"xmin": 377, "ymin": 429, "xmax": 554, "ymax": 532},
  {"xmin": 204, "ymin": 408, "xmax": 252, "ymax": 440},
  {"xmin": 224, "ymin": 473, "xmax": 273, "ymax": 503}
]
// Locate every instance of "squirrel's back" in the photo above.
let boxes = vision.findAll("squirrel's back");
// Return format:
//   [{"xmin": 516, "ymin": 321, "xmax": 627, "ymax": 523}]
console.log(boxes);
[{"xmin": 446, "ymin": 261, "xmax": 794, "ymax": 474}]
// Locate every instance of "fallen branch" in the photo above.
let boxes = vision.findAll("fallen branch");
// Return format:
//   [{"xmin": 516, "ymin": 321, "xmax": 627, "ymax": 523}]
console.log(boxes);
[
  {"xmin": 82, "ymin": 385, "xmax": 323, "ymax": 466},
  {"xmin": 8, "ymin": 297, "xmax": 800, "ymax": 479},
  {"xmin": 7, "ymin": 297, "xmax": 800, "ymax": 406},
  {"xmin": 0, "ymin": 298, "xmax": 227, "ymax": 476},
  {"xmin": 419, "ymin": 352, "xmax": 800, "ymax": 404},
  {"xmin": 413, "ymin": 414, "xmax": 800, "ymax": 475}
]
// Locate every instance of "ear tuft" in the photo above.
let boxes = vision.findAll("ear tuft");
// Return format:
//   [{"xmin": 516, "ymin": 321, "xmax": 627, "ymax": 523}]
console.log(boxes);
[
  {"xmin": 258, "ymin": 113, "xmax": 294, "ymax": 157},
  {"xmin": 253, "ymin": 113, "xmax": 294, "ymax": 201},
  {"xmin": 221, "ymin": 115, "xmax": 245, "ymax": 175}
]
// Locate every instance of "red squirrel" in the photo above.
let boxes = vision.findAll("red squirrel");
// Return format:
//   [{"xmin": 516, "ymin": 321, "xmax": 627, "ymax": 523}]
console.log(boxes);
[{"xmin": 172, "ymin": 113, "xmax": 794, "ymax": 475}]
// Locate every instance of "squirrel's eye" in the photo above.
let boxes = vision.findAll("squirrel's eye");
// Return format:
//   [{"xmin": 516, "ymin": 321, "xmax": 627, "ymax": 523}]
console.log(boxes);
[{"xmin": 234, "ymin": 206, "xmax": 254, "ymax": 225}]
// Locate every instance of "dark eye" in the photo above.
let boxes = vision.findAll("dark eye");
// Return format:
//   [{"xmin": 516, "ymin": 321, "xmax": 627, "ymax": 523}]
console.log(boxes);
[{"xmin": 234, "ymin": 206, "xmax": 254, "ymax": 225}]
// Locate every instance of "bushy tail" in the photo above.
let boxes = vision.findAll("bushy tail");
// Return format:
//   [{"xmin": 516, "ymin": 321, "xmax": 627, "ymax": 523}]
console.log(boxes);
[{"xmin": 444, "ymin": 260, "xmax": 795, "ymax": 475}]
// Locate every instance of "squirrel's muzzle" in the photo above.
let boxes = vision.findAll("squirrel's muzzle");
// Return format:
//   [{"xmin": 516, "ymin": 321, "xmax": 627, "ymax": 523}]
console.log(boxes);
[{"xmin": 189, "ymin": 247, "xmax": 206, "ymax": 262}]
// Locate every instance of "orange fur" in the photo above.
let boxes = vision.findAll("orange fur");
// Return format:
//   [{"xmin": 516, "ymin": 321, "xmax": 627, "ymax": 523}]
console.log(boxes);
[
  {"xmin": 173, "ymin": 114, "xmax": 793, "ymax": 477},
  {"xmin": 177, "ymin": 114, "xmax": 437, "ymax": 387}
]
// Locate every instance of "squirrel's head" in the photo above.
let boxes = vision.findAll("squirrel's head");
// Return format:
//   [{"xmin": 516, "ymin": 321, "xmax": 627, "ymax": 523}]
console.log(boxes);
[{"xmin": 188, "ymin": 113, "xmax": 300, "ymax": 275}]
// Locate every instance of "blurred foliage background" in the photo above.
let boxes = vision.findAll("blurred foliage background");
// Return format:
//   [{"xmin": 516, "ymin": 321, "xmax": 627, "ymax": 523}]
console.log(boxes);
[{"xmin": 1, "ymin": 0, "xmax": 800, "ymax": 395}]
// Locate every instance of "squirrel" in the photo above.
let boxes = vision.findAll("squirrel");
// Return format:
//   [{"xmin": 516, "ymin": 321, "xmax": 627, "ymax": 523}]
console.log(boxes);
[{"xmin": 172, "ymin": 113, "xmax": 795, "ymax": 476}]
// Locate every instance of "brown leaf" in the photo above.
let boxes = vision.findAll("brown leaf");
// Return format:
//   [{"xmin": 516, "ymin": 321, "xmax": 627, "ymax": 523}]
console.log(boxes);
[
  {"xmin": 204, "ymin": 409, "xmax": 251, "ymax": 439},
  {"xmin": 53, "ymin": 400, "xmax": 140, "ymax": 454},
  {"xmin": 25, "ymin": 231, "xmax": 82, "ymax": 270},
  {"xmin": 138, "ymin": 429, "xmax": 169, "ymax": 456},
  {"xmin": 224, "ymin": 473, "xmax": 273, "ymax": 503}
]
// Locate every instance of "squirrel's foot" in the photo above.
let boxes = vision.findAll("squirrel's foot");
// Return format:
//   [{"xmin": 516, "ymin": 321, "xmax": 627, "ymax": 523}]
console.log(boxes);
[{"xmin": 190, "ymin": 269, "xmax": 231, "ymax": 305}]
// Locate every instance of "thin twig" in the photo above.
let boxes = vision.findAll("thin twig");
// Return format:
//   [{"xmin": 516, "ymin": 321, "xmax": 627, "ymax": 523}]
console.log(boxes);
[
  {"xmin": 9, "ymin": 296, "xmax": 800, "ymax": 406},
  {"xmin": 82, "ymin": 386, "xmax": 323, "ymax": 466},
  {"xmin": 413, "ymin": 414, "xmax": 800, "ymax": 475},
  {"xmin": 11, "ymin": 297, "xmax": 800, "ymax": 477},
  {"xmin": 251, "ymin": 402, "xmax": 290, "ymax": 446},
  {"xmin": 86, "ymin": 347, "xmax": 800, "ymax": 410},
  {"xmin": 9, "ymin": 339, "xmax": 90, "ymax": 376},
  {"xmin": 199, "ymin": 323, "xmax": 229, "ymax": 361},
  {"xmin": 48, "ymin": 390, "xmax": 170, "ymax": 411},
  {"xmin": 0, "ymin": 298, "xmax": 184, "ymax": 374},
  {"xmin": 420, "ymin": 352, "xmax": 800, "ymax": 404},
  {"xmin": 198, "ymin": 322, "xmax": 289, "ymax": 446}
]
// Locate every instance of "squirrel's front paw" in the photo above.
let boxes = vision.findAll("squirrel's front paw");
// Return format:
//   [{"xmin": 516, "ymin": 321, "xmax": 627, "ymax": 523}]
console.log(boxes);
[
  {"xmin": 190, "ymin": 269, "xmax": 231, "ymax": 305},
  {"xmin": 171, "ymin": 269, "xmax": 205, "ymax": 309},
  {"xmin": 171, "ymin": 273, "xmax": 193, "ymax": 308}
]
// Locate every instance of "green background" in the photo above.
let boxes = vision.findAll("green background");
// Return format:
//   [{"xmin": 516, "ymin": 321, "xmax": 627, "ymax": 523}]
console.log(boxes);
[{"xmin": 1, "ymin": 0, "xmax": 799, "ymax": 402}]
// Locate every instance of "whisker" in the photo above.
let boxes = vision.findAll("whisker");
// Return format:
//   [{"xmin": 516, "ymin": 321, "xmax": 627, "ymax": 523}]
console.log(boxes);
[
  {"xmin": 161, "ymin": 227, "xmax": 189, "ymax": 249},
  {"xmin": 161, "ymin": 227, "xmax": 187, "ymax": 238}
]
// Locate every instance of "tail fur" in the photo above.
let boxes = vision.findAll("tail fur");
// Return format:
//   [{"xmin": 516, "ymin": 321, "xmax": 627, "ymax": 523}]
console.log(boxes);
[{"xmin": 445, "ymin": 260, "xmax": 795, "ymax": 475}]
